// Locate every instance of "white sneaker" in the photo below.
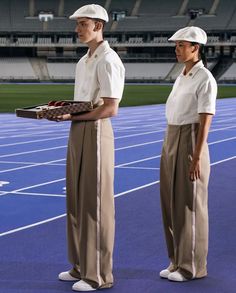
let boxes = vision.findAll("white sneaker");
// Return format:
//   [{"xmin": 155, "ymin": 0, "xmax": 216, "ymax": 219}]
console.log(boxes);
[
  {"xmin": 58, "ymin": 271, "xmax": 80, "ymax": 281},
  {"xmin": 72, "ymin": 280, "xmax": 97, "ymax": 291},
  {"xmin": 159, "ymin": 268, "xmax": 171, "ymax": 278},
  {"xmin": 168, "ymin": 271, "xmax": 187, "ymax": 282}
]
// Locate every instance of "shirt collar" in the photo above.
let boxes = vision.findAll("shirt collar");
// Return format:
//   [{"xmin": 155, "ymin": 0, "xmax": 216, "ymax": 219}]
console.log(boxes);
[
  {"xmin": 85, "ymin": 40, "xmax": 109, "ymax": 61},
  {"xmin": 180, "ymin": 60, "xmax": 204, "ymax": 78}
]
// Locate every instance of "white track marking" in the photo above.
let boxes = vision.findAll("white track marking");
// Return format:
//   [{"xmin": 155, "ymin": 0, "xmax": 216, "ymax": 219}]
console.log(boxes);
[
  {"xmin": 0, "ymin": 180, "xmax": 160, "ymax": 237},
  {"xmin": 0, "ymin": 214, "xmax": 66, "ymax": 237},
  {"xmin": 210, "ymin": 156, "xmax": 236, "ymax": 166},
  {"xmin": 208, "ymin": 136, "xmax": 236, "ymax": 145}
]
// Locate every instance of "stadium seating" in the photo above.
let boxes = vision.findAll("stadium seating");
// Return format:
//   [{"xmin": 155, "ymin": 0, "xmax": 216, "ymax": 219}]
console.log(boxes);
[
  {"xmin": 124, "ymin": 63, "xmax": 174, "ymax": 80},
  {"xmin": 0, "ymin": 0, "xmax": 235, "ymax": 33},
  {"xmin": 47, "ymin": 62, "xmax": 76, "ymax": 80},
  {"xmin": 219, "ymin": 63, "xmax": 236, "ymax": 81},
  {"xmin": 16, "ymin": 37, "xmax": 34, "ymax": 45},
  {"xmin": 0, "ymin": 58, "xmax": 38, "ymax": 80},
  {"xmin": 0, "ymin": 0, "xmax": 235, "ymax": 82}
]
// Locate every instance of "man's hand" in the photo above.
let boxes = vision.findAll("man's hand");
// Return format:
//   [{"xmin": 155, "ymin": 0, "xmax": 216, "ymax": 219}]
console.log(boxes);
[{"xmin": 47, "ymin": 114, "xmax": 72, "ymax": 122}]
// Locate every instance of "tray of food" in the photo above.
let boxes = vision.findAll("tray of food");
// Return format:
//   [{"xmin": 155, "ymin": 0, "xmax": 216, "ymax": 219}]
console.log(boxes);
[{"xmin": 15, "ymin": 100, "xmax": 93, "ymax": 119}]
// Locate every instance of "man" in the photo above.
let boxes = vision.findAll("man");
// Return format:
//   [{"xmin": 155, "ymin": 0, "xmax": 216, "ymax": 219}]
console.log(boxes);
[{"xmin": 55, "ymin": 4, "xmax": 125, "ymax": 292}]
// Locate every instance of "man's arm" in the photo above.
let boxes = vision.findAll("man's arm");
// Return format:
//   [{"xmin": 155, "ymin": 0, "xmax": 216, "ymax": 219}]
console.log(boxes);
[{"xmin": 51, "ymin": 98, "xmax": 119, "ymax": 122}]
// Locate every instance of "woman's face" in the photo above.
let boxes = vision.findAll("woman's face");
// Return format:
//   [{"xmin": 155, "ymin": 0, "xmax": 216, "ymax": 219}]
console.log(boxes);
[{"xmin": 175, "ymin": 41, "xmax": 198, "ymax": 63}]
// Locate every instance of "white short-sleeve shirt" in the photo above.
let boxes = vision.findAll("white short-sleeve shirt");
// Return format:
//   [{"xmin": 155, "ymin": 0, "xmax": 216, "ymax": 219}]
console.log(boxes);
[
  {"xmin": 166, "ymin": 61, "xmax": 217, "ymax": 125},
  {"xmin": 74, "ymin": 41, "xmax": 125, "ymax": 104}
]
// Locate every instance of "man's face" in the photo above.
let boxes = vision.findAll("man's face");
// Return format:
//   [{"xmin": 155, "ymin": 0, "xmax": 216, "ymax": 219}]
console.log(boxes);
[{"xmin": 75, "ymin": 17, "xmax": 97, "ymax": 43}]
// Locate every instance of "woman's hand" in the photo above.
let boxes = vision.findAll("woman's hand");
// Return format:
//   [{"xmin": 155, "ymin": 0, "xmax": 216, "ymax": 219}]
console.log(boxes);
[{"xmin": 189, "ymin": 157, "xmax": 200, "ymax": 181}]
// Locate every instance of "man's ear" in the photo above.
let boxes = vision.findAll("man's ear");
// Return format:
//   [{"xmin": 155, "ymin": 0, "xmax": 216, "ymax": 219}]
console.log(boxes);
[{"xmin": 93, "ymin": 21, "xmax": 103, "ymax": 31}]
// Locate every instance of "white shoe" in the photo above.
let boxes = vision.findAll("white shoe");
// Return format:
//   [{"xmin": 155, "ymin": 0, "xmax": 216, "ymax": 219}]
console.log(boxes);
[
  {"xmin": 159, "ymin": 268, "xmax": 171, "ymax": 278},
  {"xmin": 168, "ymin": 271, "xmax": 187, "ymax": 282},
  {"xmin": 58, "ymin": 271, "xmax": 80, "ymax": 281},
  {"xmin": 72, "ymin": 280, "xmax": 97, "ymax": 291}
]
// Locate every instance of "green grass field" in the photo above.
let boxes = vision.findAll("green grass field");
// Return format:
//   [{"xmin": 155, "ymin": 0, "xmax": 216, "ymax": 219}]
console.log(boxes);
[{"xmin": 0, "ymin": 83, "xmax": 236, "ymax": 112}]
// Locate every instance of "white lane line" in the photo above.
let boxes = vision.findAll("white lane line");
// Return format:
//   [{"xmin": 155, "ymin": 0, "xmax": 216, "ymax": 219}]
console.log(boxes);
[
  {"xmin": 0, "ymin": 154, "xmax": 160, "ymax": 173},
  {"xmin": 0, "ymin": 214, "xmax": 66, "ymax": 237},
  {"xmin": 115, "ymin": 139, "xmax": 163, "ymax": 151},
  {"xmin": 1, "ymin": 132, "xmax": 235, "ymax": 174},
  {"xmin": 0, "ymin": 178, "xmax": 66, "ymax": 196},
  {"xmin": 210, "ymin": 125, "xmax": 236, "ymax": 132},
  {"xmin": 211, "ymin": 156, "xmax": 236, "ymax": 166},
  {"xmin": 0, "ymin": 158, "xmax": 65, "ymax": 174},
  {"xmin": 0, "ymin": 180, "xmax": 160, "ymax": 237},
  {"xmin": 0, "ymin": 130, "xmax": 163, "ymax": 147},
  {"xmin": 14, "ymin": 178, "xmax": 66, "ymax": 193},
  {"xmin": 0, "ymin": 145, "xmax": 66, "ymax": 159},
  {"xmin": 12, "ymin": 191, "xmax": 66, "ymax": 197},
  {"xmin": 0, "ymin": 139, "xmax": 162, "ymax": 159},
  {"xmin": 0, "ymin": 159, "xmax": 66, "ymax": 165},
  {"xmin": 1, "ymin": 155, "xmax": 235, "ymax": 199},
  {"xmin": 208, "ymin": 136, "xmax": 236, "ymax": 145},
  {"xmin": 0, "ymin": 160, "xmax": 56, "ymax": 165},
  {"xmin": 114, "ymin": 180, "xmax": 159, "ymax": 198},
  {"xmin": 117, "ymin": 166, "xmax": 159, "ymax": 170},
  {"xmin": 0, "ymin": 136, "xmax": 68, "ymax": 147},
  {"xmin": 214, "ymin": 117, "xmax": 236, "ymax": 123},
  {"xmin": 116, "ymin": 155, "xmax": 161, "ymax": 167},
  {"xmin": 115, "ymin": 129, "xmax": 165, "ymax": 139}
]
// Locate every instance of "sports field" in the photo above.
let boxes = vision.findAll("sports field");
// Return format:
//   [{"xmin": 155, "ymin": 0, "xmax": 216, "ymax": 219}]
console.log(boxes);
[{"xmin": 0, "ymin": 83, "xmax": 236, "ymax": 112}]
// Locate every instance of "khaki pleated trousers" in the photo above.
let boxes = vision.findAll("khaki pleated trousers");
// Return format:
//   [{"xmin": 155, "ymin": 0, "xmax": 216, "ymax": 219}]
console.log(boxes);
[
  {"xmin": 160, "ymin": 123, "xmax": 210, "ymax": 279},
  {"xmin": 66, "ymin": 119, "xmax": 115, "ymax": 289}
]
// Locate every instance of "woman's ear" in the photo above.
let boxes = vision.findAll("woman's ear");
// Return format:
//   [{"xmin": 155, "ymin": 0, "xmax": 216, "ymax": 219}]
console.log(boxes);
[{"xmin": 192, "ymin": 43, "xmax": 200, "ymax": 53}]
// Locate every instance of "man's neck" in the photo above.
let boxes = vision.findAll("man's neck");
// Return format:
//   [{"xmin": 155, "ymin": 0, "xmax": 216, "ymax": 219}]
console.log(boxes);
[{"xmin": 88, "ymin": 38, "xmax": 104, "ymax": 57}]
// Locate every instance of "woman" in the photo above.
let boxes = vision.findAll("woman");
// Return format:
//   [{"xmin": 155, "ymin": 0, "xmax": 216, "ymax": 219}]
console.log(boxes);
[{"xmin": 159, "ymin": 26, "xmax": 217, "ymax": 282}]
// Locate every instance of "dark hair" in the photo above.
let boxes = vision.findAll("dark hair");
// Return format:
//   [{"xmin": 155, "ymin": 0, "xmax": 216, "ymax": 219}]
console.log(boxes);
[
  {"xmin": 191, "ymin": 42, "xmax": 207, "ymax": 68},
  {"xmin": 93, "ymin": 18, "xmax": 106, "ymax": 30}
]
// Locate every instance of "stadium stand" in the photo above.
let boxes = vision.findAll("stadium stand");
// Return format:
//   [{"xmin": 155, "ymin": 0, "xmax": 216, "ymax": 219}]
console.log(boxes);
[
  {"xmin": 0, "ymin": 58, "xmax": 38, "ymax": 81},
  {"xmin": 0, "ymin": 0, "xmax": 236, "ymax": 82},
  {"xmin": 194, "ymin": 0, "xmax": 236, "ymax": 30},
  {"xmin": 219, "ymin": 63, "xmax": 236, "ymax": 82},
  {"xmin": 124, "ymin": 63, "xmax": 174, "ymax": 81},
  {"xmin": 47, "ymin": 62, "xmax": 76, "ymax": 80}
]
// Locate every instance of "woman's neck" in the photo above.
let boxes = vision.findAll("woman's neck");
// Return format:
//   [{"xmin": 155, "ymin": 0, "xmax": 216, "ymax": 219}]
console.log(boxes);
[{"xmin": 183, "ymin": 59, "xmax": 200, "ymax": 75}]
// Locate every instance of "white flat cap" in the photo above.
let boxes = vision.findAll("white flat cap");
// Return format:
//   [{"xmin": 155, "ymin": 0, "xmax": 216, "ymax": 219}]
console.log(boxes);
[
  {"xmin": 168, "ymin": 26, "xmax": 207, "ymax": 44},
  {"xmin": 69, "ymin": 4, "xmax": 109, "ymax": 22}
]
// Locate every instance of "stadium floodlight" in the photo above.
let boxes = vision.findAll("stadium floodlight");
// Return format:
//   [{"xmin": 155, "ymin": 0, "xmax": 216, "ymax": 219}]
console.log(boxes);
[{"xmin": 38, "ymin": 12, "xmax": 54, "ymax": 22}]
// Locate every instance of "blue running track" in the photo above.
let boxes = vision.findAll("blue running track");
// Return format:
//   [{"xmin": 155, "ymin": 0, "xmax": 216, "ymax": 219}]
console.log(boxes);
[{"xmin": 0, "ymin": 98, "xmax": 236, "ymax": 293}]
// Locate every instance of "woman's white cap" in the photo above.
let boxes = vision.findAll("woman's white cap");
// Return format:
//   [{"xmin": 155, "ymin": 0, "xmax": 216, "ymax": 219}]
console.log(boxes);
[
  {"xmin": 69, "ymin": 4, "xmax": 109, "ymax": 22},
  {"xmin": 168, "ymin": 26, "xmax": 207, "ymax": 44}
]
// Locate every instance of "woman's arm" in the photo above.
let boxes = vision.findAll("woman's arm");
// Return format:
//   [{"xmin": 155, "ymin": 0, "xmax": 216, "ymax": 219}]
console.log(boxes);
[{"xmin": 189, "ymin": 113, "xmax": 213, "ymax": 181}]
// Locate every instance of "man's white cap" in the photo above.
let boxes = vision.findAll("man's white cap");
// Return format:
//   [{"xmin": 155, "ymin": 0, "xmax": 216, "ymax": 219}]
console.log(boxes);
[
  {"xmin": 69, "ymin": 4, "xmax": 109, "ymax": 22},
  {"xmin": 168, "ymin": 26, "xmax": 207, "ymax": 44}
]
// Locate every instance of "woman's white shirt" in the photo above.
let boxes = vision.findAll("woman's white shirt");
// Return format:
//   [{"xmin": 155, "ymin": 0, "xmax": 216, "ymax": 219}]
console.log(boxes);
[{"xmin": 166, "ymin": 60, "xmax": 217, "ymax": 125}]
